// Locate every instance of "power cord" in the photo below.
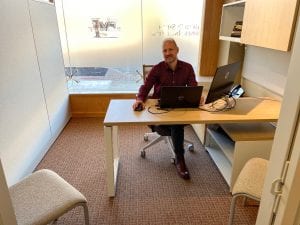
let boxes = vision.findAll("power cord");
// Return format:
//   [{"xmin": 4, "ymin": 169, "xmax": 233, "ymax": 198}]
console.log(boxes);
[
  {"xmin": 147, "ymin": 105, "xmax": 170, "ymax": 114},
  {"xmin": 200, "ymin": 96, "xmax": 236, "ymax": 112}
]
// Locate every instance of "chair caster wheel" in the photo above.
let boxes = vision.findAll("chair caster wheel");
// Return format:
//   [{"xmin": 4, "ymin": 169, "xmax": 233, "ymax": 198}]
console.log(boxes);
[
  {"xmin": 143, "ymin": 135, "xmax": 149, "ymax": 141},
  {"xmin": 171, "ymin": 158, "xmax": 175, "ymax": 164},
  {"xmin": 187, "ymin": 144, "xmax": 194, "ymax": 152},
  {"xmin": 141, "ymin": 150, "xmax": 146, "ymax": 158}
]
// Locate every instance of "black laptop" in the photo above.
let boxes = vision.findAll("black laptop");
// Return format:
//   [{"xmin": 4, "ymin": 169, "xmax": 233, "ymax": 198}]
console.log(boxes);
[
  {"xmin": 159, "ymin": 86, "xmax": 203, "ymax": 109},
  {"xmin": 205, "ymin": 61, "xmax": 241, "ymax": 104}
]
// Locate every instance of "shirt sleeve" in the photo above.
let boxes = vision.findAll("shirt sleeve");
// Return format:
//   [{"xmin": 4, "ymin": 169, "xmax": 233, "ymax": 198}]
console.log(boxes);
[{"xmin": 187, "ymin": 64, "xmax": 197, "ymax": 87}]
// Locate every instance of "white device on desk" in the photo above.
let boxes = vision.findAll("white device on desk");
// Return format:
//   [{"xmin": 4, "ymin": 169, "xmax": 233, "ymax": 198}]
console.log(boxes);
[{"xmin": 229, "ymin": 84, "xmax": 244, "ymax": 99}]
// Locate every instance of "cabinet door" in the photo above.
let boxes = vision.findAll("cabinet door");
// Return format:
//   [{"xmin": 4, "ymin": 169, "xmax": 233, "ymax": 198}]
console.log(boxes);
[{"xmin": 241, "ymin": 0, "xmax": 299, "ymax": 51}]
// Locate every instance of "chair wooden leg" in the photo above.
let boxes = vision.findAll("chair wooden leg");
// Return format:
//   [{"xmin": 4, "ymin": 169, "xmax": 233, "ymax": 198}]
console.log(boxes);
[
  {"xmin": 242, "ymin": 196, "xmax": 247, "ymax": 206},
  {"xmin": 228, "ymin": 195, "xmax": 239, "ymax": 225}
]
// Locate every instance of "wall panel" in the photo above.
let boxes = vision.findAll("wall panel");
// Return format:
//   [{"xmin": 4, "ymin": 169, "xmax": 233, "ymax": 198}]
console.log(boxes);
[{"xmin": 0, "ymin": 0, "xmax": 70, "ymax": 186}]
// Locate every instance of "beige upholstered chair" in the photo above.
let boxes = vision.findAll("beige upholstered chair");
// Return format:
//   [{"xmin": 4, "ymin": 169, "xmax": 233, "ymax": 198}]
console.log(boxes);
[
  {"xmin": 228, "ymin": 157, "xmax": 268, "ymax": 225},
  {"xmin": 1, "ymin": 163, "xmax": 89, "ymax": 225},
  {"xmin": 140, "ymin": 65, "xmax": 194, "ymax": 163}
]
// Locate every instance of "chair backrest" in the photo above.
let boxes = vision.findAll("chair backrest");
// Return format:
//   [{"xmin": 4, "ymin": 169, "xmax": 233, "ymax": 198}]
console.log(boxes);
[
  {"xmin": 0, "ymin": 159, "xmax": 18, "ymax": 225},
  {"xmin": 142, "ymin": 65, "xmax": 154, "ymax": 96},
  {"xmin": 142, "ymin": 65, "xmax": 154, "ymax": 82}
]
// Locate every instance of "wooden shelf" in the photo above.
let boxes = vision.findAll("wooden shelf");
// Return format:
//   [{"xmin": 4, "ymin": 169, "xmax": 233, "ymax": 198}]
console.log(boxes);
[
  {"xmin": 206, "ymin": 147, "xmax": 232, "ymax": 185},
  {"xmin": 223, "ymin": 0, "xmax": 246, "ymax": 7},
  {"xmin": 219, "ymin": 36, "xmax": 241, "ymax": 43},
  {"xmin": 205, "ymin": 123, "xmax": 275, "ymax": 190},
  {"xmin": 207, "ymin": 128, "xmax": 234, "ymax": 163},
  {"xmin": 220, "ymin": 123, "xmax": 275, "ymax": 141}
]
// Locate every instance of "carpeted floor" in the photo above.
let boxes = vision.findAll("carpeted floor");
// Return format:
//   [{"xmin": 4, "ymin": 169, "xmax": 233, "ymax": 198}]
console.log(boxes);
[{"xmin": 36, "ymin": 118, "xmax": 258, "ymax": 225}]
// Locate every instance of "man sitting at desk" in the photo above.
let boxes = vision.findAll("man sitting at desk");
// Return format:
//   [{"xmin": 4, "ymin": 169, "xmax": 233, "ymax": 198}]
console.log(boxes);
[{"xmin": 132, "ymin": 38, "xmax": 197, "ymax": 180}]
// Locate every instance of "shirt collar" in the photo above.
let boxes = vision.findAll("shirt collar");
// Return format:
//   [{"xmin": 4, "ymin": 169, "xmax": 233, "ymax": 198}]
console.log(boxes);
[{"xmin": 163, "ymin": 60, "xmax": 182, "ymax": 71}]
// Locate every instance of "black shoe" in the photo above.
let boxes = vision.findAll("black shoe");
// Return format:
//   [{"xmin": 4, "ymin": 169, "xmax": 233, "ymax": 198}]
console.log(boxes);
[{"xmin": 175, "ymin": 157, "xmax": 190, "ymax": 180}]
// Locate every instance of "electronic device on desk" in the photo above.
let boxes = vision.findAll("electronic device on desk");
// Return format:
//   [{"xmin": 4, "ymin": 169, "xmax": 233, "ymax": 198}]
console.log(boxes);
[
  {"xmin": 205, "ymin": 61, "xmax": 242, "ymax": 104},
  {"xmin": 202, "ymin": 61, "xmax": 243, "ymax": 111},
  {"xmin": 229, "ymin": 84, "xmax": 244, "ymax": 99},
  {"xmin": 159, "ymin": 86, "xmax": 203, "ymax": 109},
  {"xmin": 134, "ymin": 103, "xmax": 144, "ymax": 111}
]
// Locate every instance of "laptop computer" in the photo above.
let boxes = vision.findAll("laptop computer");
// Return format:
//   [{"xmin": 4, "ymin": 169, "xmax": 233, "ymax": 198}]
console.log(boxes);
[
  {"xmin": 159, "ymin": 86, "xmax": 203, "ymax": 109},
  {"xmin": 205, "ymin": 61, "xmax": 241, "ymax": 104}
]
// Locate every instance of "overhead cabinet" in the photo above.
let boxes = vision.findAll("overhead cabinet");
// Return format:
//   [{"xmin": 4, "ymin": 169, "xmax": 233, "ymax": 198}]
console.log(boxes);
[{"xmin": 220, "ymin": 0, "xmax": 299, "ymax": 51}]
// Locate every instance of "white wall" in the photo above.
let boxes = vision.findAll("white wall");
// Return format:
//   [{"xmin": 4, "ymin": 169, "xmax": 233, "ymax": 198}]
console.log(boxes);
[
  {"xmin": 29, "ymin": 0, "xmax": 70, "ymax": 138},
  {"xmin": 242, "ymin": 46, "xmax": 291, "ymax": 96},
  {"xmin": 0, "ymin": 0, "xmax": 70, "ymax": 186}
]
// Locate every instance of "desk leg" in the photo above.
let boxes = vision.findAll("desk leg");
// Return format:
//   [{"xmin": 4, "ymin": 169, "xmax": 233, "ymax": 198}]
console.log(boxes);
[{"xmin": 104, "ymin": 125, "xmax": 119, "ymax": 197}]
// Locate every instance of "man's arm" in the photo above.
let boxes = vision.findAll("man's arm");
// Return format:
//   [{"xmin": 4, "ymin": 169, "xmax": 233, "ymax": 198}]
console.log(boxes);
[
  {"xmin": 136, "ymin": 66, "xmax": 157, "ymax": 101},
  {"xmin": 187, "ymin": 64, "xmax": 197, "ymax": 87},
  {"xmin": 133, "ymin": 66, "xmax": 157, "ymax": 110}
]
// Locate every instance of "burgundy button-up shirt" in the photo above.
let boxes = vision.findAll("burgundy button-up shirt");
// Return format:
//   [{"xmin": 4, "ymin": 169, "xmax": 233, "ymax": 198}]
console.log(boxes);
[{"xmin": 137, "ymin": 60, "xmax": 197, "ymax": 102}]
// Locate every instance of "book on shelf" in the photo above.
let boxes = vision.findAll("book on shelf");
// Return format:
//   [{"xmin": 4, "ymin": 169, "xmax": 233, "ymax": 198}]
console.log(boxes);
[{"xmin": 231, "ymin": 21, "xmax": 242, "ymax": 37}]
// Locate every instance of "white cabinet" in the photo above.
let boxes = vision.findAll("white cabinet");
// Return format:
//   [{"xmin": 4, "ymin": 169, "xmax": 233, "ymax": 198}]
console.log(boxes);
[
  {"xmin": 192, "ymin": 124, "xmax": 206, "ymax": 144},
  {"xmin": 205, "ymin": 123, "xmax": 275, "ymax": 191},
  {"xmin": 219, "ymin": 0, "xmax": 245, "ymax": 43}
]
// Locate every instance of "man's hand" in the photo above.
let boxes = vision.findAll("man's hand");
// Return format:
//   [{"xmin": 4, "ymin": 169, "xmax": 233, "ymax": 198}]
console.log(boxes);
[{"xmin": 132, "ymin": 99, "xmax": 145, "ymax": 111}]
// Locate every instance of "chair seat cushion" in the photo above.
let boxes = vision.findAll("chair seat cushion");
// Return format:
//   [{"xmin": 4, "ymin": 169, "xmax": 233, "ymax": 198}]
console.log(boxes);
[
  {"xmin": 150, "ymin": 125, "xmax": 171, "ymax": 136},
  {"xmin": 9, "ymin": 169, "xmax": 87, "ymax": 225},
  {"xmin": 232, "ymin": 158, "xmax": 268, "ymax": 199}
]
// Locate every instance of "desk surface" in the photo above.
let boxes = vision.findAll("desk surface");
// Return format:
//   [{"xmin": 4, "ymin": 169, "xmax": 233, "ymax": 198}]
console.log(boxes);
[{"xmin": 104, "ymin": 97, "xmax": 281, "ymax": 126}]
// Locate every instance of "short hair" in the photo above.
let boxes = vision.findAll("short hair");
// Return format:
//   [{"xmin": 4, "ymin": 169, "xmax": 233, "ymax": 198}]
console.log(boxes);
[{"xmin": 162, "ymin": 38, "xmax": 178, "ymax": 49}]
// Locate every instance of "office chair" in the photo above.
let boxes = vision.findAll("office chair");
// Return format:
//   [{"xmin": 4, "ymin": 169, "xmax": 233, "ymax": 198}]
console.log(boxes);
[
  {"xmin": 0, "ymin": 159, "xmax": 89, "ymax": 225},
  {"xmin": 141, "ymin": 125, "xmax": 194, "ymax": 163},
  {"xmin": 140, "ymin": 65, "xmax": 194, "ymax": 163},
  {"xmin": 228, "ymin": 157, "xmax": 268, "ymax": 225}
]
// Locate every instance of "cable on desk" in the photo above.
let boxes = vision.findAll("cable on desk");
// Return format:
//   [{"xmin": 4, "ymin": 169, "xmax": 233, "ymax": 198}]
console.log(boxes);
[
  {"xmin": 200, "ymin": 96, "xmax": 236, "ymax": 112},
  {"xmin": 147, "ymin": 105, "xmax": 170, "ymax": 114}
]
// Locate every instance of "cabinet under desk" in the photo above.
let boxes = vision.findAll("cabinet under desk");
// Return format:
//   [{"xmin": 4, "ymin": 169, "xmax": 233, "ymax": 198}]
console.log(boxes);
[{"xmin": 205, "ymin": 122, "xmax": 276, "ymax": 191}]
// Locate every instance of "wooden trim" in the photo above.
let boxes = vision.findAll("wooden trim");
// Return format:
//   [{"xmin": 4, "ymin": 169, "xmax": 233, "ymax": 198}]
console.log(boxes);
[
  {"xmin": 70, "ymin": 93, "xmax": 136, "ymax": 118},
  {"xmin": 199, "ymin": 0, "xmax": 223, "ymax": 76},
  {"xmin": 220, "ymin": 123, "xmax": 275, "ymax": 141}
]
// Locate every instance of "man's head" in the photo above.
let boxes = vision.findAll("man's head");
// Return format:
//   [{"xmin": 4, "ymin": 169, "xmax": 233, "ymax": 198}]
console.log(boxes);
[{"xmin": 162, "ymin": 38, "xmax": 179, "ymax": 66}]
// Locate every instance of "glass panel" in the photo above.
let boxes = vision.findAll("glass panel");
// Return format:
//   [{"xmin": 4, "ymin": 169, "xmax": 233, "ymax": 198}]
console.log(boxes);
[
  {"xmin": 57, "ymin": 0, "xmax": 142, "ymax": 93},
  {"xmin": 142, "ymin": 0, "xmax": 204, "ymax": 73},
  {"xmin": 56, "ymin": 0, "xmax": 204, "ymax": 93}
]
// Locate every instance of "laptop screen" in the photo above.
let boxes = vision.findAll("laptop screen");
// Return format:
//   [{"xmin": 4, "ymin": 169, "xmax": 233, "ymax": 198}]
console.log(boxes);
[
  {"xmin": 205, "ymin": 61, "xmax": 241, "ymax": 104},
  {"xmin": 159, "ymin": 86, "xmax": 203, "ymax": 109}
]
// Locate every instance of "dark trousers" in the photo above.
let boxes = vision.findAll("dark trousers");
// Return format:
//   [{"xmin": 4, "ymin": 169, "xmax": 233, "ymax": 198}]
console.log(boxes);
[{"xmin": 151, "ymin": 125, "xmax": 185, "ymax": 158}]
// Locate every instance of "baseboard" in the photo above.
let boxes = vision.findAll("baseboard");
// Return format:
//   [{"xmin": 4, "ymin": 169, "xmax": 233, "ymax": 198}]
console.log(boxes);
[{"xmin": 72, "ymin": 112, "xmax": 105, "ymax": 118}]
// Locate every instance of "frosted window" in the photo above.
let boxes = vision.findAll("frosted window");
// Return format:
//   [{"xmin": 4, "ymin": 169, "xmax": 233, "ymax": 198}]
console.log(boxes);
[
  {"xmin": 142, "ymin": 0, "xmax": 204, "ymax": 72},
  {"xmin": 56, "ymin": 0, "xmax": 204, "ymax": 93}
]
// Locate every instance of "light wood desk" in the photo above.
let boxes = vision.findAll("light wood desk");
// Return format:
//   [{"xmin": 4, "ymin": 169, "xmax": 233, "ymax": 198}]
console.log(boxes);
[{"xmin": 103, "ymin": 98, "xmax": 281, "ymax": 197}]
